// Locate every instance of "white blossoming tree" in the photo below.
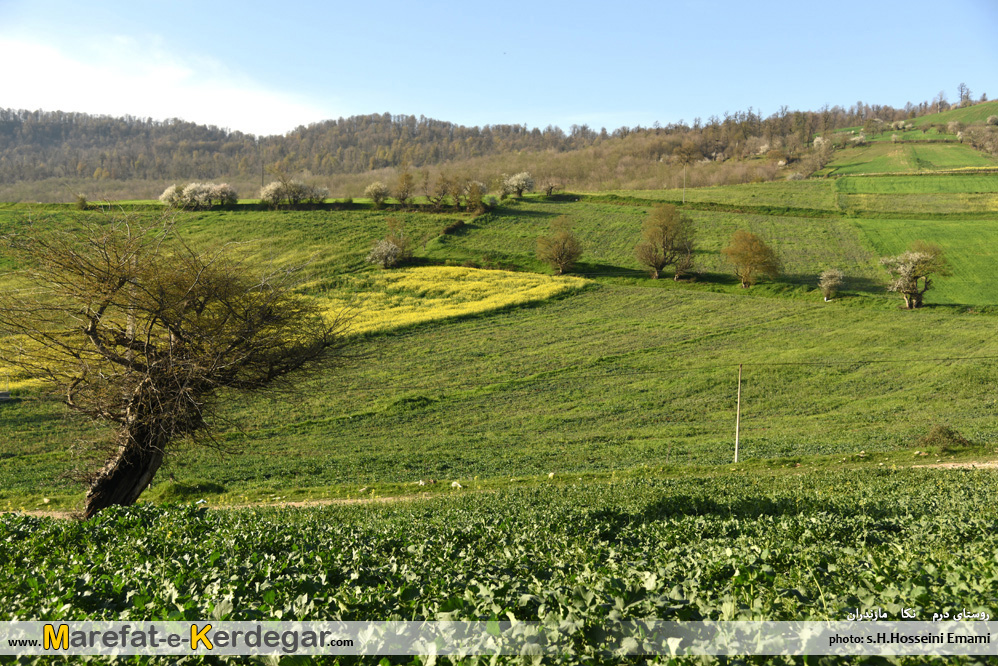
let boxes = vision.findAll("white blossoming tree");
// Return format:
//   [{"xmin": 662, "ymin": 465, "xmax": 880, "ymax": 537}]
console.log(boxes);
[
  {"xmin": 364, "ymin": 181, "xmax": 390, "ymax": 208},
  {"xmin": 501, "ymin": 172, "xmax": 534, "ymax": 199}
]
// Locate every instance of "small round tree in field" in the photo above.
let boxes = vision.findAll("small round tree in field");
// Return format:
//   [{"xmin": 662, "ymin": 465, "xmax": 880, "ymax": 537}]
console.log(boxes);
[
  {"xmin": 818, "ymin": 269, "xmax": 845, "ymax": 301},
  {"xmin": 880, "ymin": 241, "xmax": 949, "ymax": 309},
  {"xmin": 537, "ymin": 216, "xmax": 583, "ymax": 275},
  {"xmin": 634, "ymin": 204, "xmax": 696, "ymax": 279},
  {"xmin": 722, "ymin": 230, "xmax": 780, "ymax": 288},
  {"xmin": 394, "ymin": 170, "xmax": 415, "ymax": 207}
]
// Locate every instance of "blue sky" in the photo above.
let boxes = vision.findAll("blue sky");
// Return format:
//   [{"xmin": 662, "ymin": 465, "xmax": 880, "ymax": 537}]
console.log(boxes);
[{"xmin": 1, "ymin": 0, "xmax": 996, "ymax": 136}]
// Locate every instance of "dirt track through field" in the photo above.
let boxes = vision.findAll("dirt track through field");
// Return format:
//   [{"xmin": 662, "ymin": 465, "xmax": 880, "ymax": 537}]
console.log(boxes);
[{"xmin": 4, "ymin": 493, "xmax": 430, "ymax": 520}]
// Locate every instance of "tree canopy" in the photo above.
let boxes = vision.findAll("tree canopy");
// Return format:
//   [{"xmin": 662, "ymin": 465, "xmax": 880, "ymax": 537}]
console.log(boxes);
[
  {"xmin": 634, "ymin": 204, "xmax": 695, "ymax": 280},
  {"xmin": 722, "ymin": 230, "xmax": 780, "ymax": 288},
  {"xmin": 0, "ymin": 212, "xmax": 351, "ymax": 517},
  {"xmin": 881, "ymin": 241, "xmax": 949, "ymax": 309},
  {"xmin": 536, "ymin": 216, "xmax": 583, "ymax": 275}
]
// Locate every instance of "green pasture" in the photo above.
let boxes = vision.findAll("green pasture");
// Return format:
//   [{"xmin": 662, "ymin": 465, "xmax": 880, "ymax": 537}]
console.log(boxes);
[
  {"xmin": 835, "ymin": 174, "xmax": 998, "ymax": 194},
  {"xmin": 604, "ymin": 180, "xmax": 840, "ymax": 212},
  {"xmin": 823, "ymin": 142, "xmax": 998, "ymax": 176},
  {"xmin": 911, "ymin": 99, "xmax": 998, "ymax": 127},
  {"xmin": 422, "ymin": 199, "xmax": 882, "ymax": 289},
  {"xmin": 5, "ymin": 146, "xmax": 998, "ymax": 513},
  {"xmin": 833, "ymin": 174, "xmax": 998, "ymax": 216},
  {"xmin": 853, "ymin": 217, "xmax": 998, "ymax": 305},
  {"xmin": 6, "ymin": 281, "xmax": 998, "ymax": 510}
]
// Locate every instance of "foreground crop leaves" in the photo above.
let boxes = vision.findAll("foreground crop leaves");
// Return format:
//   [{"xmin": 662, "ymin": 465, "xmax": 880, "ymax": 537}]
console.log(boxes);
[{"xmin": 3, "ymin": 470, "xmax": 998, "ymax": 664}]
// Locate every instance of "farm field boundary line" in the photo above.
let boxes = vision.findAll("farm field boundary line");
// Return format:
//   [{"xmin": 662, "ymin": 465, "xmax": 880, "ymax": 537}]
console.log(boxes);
[
  {"xmin": 579, "ymin": 194, "xmax": 839, "ymax": 218},
  {"xmin": 1, "ymin": 492, "xmax": 440, "ymax": 520},
  {"xmin": 579, "ymin": 192, "xmax": 998, "ymax": 221},
  {"xmin": 837, "ymin": 167, "xmax": 998, "ymax": 177}
]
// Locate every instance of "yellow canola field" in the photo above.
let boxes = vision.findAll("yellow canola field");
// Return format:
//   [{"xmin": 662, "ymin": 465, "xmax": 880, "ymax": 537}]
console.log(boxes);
[
  {"xmin": 1, "ymin": 267, "xmax": 588, "ymax": 391},
  {"xmin": 322, "ymin": 266, "xmax": 589, "ymax": 335}
]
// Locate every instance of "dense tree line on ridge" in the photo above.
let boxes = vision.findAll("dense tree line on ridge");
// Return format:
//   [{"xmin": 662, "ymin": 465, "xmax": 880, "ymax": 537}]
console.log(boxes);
[{"xmin": 0, "ymin": 91, "xmax": 987, "ymax": 186}]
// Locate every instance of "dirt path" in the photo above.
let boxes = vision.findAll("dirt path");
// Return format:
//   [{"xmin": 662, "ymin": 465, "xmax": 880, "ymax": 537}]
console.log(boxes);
[
  {"xmin": 915, "ymin": 460, "xmax": 998, "ymax": 469},
  {"xmin": 4, "ymin": 493, "xmax": 430, "ymax": 520}
]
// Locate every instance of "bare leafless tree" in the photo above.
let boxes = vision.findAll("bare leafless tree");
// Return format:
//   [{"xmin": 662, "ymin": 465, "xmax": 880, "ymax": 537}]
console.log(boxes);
[{"xmin": 0, "ymin": 211, "xmax": 351, "ymax": 518}]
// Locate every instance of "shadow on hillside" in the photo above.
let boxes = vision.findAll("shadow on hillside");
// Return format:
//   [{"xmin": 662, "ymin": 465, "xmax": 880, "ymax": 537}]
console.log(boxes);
[
  {"xmin": 568, "ymin": 262, "xmax": 647, "ymax": 278},
  {"xmin": 780, "ymin": 272, "xmax": 886, "ymax": 294},
  {"xmin": 493, "ymin": 206, "xmax": 560, "ymax": 220}
]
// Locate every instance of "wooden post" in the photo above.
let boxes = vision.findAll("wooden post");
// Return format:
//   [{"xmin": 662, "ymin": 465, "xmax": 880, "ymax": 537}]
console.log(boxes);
[{"xmin": 734, "ymin": 364, "xmax": 742, "ymax": 463}]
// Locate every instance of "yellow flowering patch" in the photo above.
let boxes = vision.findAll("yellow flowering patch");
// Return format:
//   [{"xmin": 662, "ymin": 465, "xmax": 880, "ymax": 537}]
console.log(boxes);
[
  {"xmin": 321, "ymin": 266, "xmax": 588, "ymax": 335},
  {"xmin": 0, "ymin": 267, "xmax": 587, "ymax": 391}
]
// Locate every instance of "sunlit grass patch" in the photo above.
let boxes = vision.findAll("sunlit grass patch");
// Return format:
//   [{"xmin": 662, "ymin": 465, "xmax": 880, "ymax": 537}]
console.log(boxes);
[{"xmin": 317, "ymin": 266, "xmax": 589, "ymax": 334}]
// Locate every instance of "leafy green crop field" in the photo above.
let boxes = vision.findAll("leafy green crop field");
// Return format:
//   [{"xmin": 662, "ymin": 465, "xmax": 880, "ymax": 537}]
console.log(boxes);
[{"xmin": 3, "ymin": 470, "xmax": 998, "ymax": 664}]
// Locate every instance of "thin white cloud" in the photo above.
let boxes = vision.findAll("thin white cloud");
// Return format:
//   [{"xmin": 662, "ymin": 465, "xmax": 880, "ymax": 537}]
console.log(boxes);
[{"xmin": 0, "ymin": 34, "xmax": 332, "ymax": 136}]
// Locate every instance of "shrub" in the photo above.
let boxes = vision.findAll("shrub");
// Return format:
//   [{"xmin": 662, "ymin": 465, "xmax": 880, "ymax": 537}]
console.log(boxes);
[
  {"xmin": 159, "ymin": 184, "xmax": 184, "ymax": 207},
  {"xmin": 182, "ymin": 182, "xmax": 214, "ymax": 209},
  {"xmin": 364, "ymin": 181, "xmax": 390, "ymax": 208},
  {"xmin": 259, "ymin": 180, "xmax": 327, "ymax": 208},
  {"xmin": 394, "ymin": 171, "xmax": 415, "ymax": 207},
  {"xmin": 211, "ymin": 183, "xmax": 238, "ymax": 207},
  {"xmin": 368, "ymin": 218, "xmax": 412, "ymax": 268},
  {"xmin": 915, "ymin": 425, "xmax": 975, "ymax": 453},
  {"xmin": 722, "ymin": 230, "xmax": 780, "ymax": 288},
  {"xmin": 881, "ymin": 241, "xmax": 949, "ymax": 309},
  {"xmin": 366, "ymin": 240, "xmax": 404, "ymax": 269},
  {"xmin": 74, "ymin": 194, "xmax": 88, "ymax": 210},
  {"xmin": 987, "ymin": 115, "xmax": 998, "ymax": 126},
  {"xmin": 466, "ymin": 181, "xmax": 488, "ymax": 213},
  {"xmin": 818, "ymin": 269, "xmax": 845, "ymax": 301},
  {"xmin": 537, "ymin": 216, "xmax": 582, "ymax": 275}
]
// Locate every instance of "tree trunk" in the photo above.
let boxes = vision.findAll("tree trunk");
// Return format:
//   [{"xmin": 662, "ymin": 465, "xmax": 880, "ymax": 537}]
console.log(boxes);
[{"xmin": 83, "ymin": 425, "xmax": 166, "ymax": 519}]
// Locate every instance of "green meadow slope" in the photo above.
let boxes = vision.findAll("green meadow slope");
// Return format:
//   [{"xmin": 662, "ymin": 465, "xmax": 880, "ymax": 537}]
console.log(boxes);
[
  {"xmin": 3, "ymin": 136, "xmax": 998, "ymax": 509},
  {"xmin": 6, "ymin": 134, "xmax": 998, "ymax": 652}
]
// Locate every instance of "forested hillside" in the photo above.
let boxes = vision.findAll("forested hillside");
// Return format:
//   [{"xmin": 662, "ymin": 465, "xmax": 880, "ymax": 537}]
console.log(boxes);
[{"xmin": 2, "ymin": 96, "xmax": 996, "ymax": 200}]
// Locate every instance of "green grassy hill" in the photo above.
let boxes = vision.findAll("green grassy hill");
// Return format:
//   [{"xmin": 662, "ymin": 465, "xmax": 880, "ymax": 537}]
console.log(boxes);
[
  {"xmin": 6, "ymin": 132, "xmax": 998, "ymax": 643},
  {"xmin": 911, "ymin": 99, "xmax": 998, "ymax": 127},
  {"xmin": 4, "ymin": 139, "xmax": 998, "ymax": 507},
  {"xmin": 821, "ymin": 142, "xmax": 998, "ymax": 176}
]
